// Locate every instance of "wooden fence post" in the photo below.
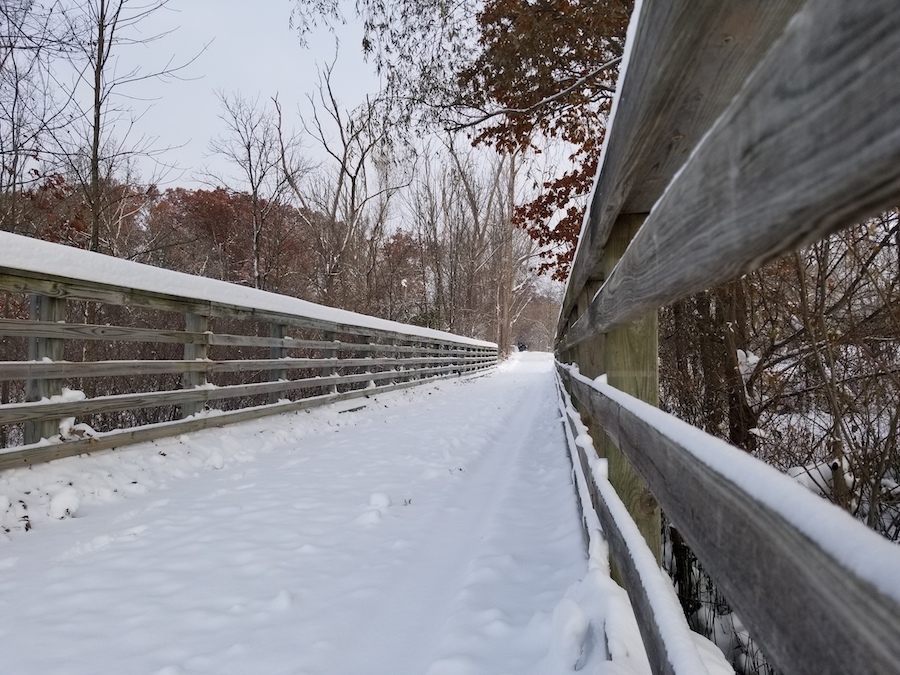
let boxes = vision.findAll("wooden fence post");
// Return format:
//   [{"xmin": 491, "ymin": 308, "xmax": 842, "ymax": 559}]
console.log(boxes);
[
  {"xmin": 601, "ymin": 213, "xmax": 661, "ymax": 564},
  {"xmin": 362, "ymin": 335, "xmax": 375, "ymax": 388},
  {"xmin": 569, "ymin": 279, "xmax": 608, "ymax": 459},
  {"xmin": 269, "ymin": 323, "xmax": 287, "ymax": 404},
  {"xmin": 574, "ymin": 280, "xmax": 605, "ymax": 380},
  {"xmin": 181, "ymin": 313, "xmax": 208, "ymax": 417},
  {"xmin": 24, "ymin": 295, "xmax": 65, "ymax": 444},
  {"xmin": 323, "ymin": 330, "xmax": 338, "ymax": 394}
]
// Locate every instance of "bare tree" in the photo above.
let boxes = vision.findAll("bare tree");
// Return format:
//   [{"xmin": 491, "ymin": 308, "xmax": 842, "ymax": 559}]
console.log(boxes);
[
  {"xmin": 49, "ymin": 0, "xmax": 202, "ymax": 253},
  {"xmin": 277, "ymin": 59, "xmax": 408, "ymax": 308},
  {"xmin": 405, "ymin": 139, "xmax": 539, "ymax": 345},
  {"xmin": 207, "ymin": 93, "xmax": 290, "ymax": 290},
  {"xmin": 0, "ymin": 0, "xmax": 73, "ymax": 235},
  {"xmin": 659, "ymin": 214, "xmax": 900, "ymax": 674}
]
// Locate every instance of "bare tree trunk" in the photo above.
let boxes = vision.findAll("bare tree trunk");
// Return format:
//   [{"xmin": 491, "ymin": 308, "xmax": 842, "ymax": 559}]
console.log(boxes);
[{"xmin": 89, "ymin": 0, "xmax": 108, "ymax": 252}]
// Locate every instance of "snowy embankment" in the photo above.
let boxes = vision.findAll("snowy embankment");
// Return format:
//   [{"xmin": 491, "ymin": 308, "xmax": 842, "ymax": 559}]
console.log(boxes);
[{"xmin": 1, "ymin": 353, "xmax": 655, "ymax": 674}]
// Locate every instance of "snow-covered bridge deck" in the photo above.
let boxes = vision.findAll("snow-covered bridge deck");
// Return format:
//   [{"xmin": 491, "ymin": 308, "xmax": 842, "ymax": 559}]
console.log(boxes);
[{"xmin": 0, "ymin": 353, "xmax": 675, "ymax": 675}]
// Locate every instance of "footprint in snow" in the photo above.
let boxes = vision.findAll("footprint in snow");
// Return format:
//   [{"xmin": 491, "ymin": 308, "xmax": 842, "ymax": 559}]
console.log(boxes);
[
  {"xmin": 356, "ymin": 509, "xmax": 382, "ymax": 526},
  {"xmin": 57, "ymin": 525, "xmax": 148, "ymax": 562},
  {"xmin": 355, "ymin": 493, "xmax": 392, "ymax": 526}
]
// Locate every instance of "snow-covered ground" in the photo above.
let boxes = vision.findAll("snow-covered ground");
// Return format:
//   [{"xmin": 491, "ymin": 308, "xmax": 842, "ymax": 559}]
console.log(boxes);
[{"xmin": 0, "ymin": 353, "xmax": 658, "ymax": 674}]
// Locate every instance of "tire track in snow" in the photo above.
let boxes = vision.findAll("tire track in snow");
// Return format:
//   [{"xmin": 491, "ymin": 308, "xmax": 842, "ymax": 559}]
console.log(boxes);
[{"xmin": 325, "ymin": 356, "xmax": 585, "ymax": 674}]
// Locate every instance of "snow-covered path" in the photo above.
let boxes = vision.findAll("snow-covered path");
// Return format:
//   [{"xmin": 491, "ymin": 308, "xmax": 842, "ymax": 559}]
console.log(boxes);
[{"xmin": 0, "ymin": 353, "xmax": 644, "ymax": 675}]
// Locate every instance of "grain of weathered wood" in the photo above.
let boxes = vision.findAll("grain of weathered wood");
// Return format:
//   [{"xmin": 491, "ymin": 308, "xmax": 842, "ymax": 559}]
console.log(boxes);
[
  {"xmin": 558, "ymin": 0, "xmax": 800, "ymax": 336},
  {"xmin": 561, "ymin": 1, "xmax": 900, "ymax": 350},
  {"xmin": 24, "ymin": 295, "xmax": 65, "ymax": 444},
  {"xmin": 0, "ymin": 371, "xmax": 467, "ymax": 471},
  {"xmin": 559, "ymin": 365, "xmax": 900, "ymax": 675},
  {"xmin": 600, "ymin": 214, "xmax": 660, "ymax": 565}
]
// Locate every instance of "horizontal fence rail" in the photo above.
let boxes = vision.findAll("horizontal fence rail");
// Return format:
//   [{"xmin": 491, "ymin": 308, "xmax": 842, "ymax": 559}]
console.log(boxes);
[
  {"xmin": 555, "ymin": 2, "xmax": 900, "ymax": 675},
  {"xmin": 555, "ymin": 376, "xmax": 718, "ymax": 675},
  {"xmin": 556, "ymin": 0, "xmax": 800, "ymax": 340},
  {"xmin": 0, "ymin": 233, "xmax": 497, "ymax": 470},
  {"xmin": 560, "ymin": 0, "xmax": 900, "ymax": 351},
  {"xmin": 559, "ymin": 364, "xmax": 900, "ymax": 675}
]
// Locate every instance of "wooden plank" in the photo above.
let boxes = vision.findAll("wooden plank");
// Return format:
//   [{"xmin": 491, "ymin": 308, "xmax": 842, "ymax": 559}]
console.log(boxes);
[
  {"xmin": 0, "ymin": 319, "xmax": 493, "ymax": 362},
  {"xmin": 0, "ymin": 356, "xmax": 492, "ymax": 382},
  {"xmin": 561, "ymin": 1, "xmax": 900, "ymax": 350},
  {"xmin": 0, "ymin": 359, "xmax": 211, "ymax": 380},
  {"xmin": 0, "ymin": 318, "xmax": 199, "ymax": 344},
  {"xmin": 0, "ymin": 269, "xmax": 494, "ymax": 350},
  {"xmin": 24, "ymin": 295, "xmax": 65, "ymax": 443},
  {"xmin": 0, "ymin": 371, "xmax": 466, "ymax": 471},
  {"xmin": 558, "ymin": 364, "xmax": 900, "ymax": 675},
  {"xmin": 556, "ymin": 377, "xmax": 714, "ymax": 675},
  {"xmin": 559, "ymin": 0, "xmax": 800, "ymax": 336},
  {"xmin": 0, "ymin": 318, "xmax": 492, "ymax": 356},
  {"xmin": 600, "ymin": 215, "xmax": 660, "ymax": 565},
  {"xmin": 0, "ymin": 365, "xmax": 460, "ymax": 425}
]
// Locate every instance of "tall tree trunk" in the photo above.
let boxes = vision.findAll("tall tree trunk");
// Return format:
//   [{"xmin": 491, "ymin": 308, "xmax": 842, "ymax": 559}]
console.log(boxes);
[{"xmin": 89, "ymin": 0, "xmax": 107, "ymax": 252}]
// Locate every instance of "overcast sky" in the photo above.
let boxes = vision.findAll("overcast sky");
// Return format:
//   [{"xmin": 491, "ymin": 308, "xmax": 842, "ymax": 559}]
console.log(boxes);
[{"xmin": 112, "ymin": 0, "xmax": 378, "ymax": 189}]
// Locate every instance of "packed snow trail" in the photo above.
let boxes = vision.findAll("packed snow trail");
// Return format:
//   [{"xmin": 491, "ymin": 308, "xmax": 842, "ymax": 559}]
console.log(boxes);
[{"xmin": 0, "ymin": 353, "xmax": 652, "ymax": 674}]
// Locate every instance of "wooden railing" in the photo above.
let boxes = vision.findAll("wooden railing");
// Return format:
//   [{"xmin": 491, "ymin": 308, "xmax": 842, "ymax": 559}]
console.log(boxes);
[
  {"xmin": 555, "ymin": 2, "xmax": 900, "ymax": 675},
  {"xmin": 0, "ymin": 233, "xmax": 497, "ymax": 470}
]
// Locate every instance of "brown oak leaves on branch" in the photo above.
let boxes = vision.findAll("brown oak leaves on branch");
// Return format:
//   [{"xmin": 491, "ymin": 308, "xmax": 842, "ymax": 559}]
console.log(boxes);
[{"xmin": 456, "ymin": 0, "xmax": 631, "ymax": 279}]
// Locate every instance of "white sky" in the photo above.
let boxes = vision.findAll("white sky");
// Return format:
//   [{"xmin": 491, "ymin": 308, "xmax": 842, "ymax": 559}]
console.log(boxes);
[{"xmin": 112, "ymin": 0, "xmax": 378, "ymax": 188}]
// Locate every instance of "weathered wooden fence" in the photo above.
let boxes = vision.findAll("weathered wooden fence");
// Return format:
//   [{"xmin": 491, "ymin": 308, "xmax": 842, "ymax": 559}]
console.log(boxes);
[
  {"xmin": 0, "ymin": 233, "xmax": 496, "ymax": 471},
  {"xmin": 555, "ymin": 2, "xmax": 900, "ymax": 674}
]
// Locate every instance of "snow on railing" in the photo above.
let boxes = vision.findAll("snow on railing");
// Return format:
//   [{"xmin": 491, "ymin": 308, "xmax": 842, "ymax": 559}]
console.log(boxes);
[
  {"xmin": 0, "ymin": 233, "xmax": 497, "ymax": 469},
  {"xmin": 557, "ymin": 363, "xmax": 900, "ymax": 675}
]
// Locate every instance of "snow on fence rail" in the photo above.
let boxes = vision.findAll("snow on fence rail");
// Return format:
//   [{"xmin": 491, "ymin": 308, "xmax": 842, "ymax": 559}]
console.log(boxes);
[
  {"xmin": 0, "ymin": 232, "xmax": 497, "ymax": 469},
  {"xmin": 558, "ymin": 364, "xmax": 900, "ymax": 675},
  {"xmin": 556, "ymin": 2, "xmax": 900, "ymax": 675}
]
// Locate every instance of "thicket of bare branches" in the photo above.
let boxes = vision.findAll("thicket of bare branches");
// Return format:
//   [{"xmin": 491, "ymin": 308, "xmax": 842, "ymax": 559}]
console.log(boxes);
[
  {"xmin": 661, "ymin": 215, "xmax": 900, "ymax": 540},
  {"xmin": 659, "ymin": 213, "xmax": 900, "ymax": 673}
]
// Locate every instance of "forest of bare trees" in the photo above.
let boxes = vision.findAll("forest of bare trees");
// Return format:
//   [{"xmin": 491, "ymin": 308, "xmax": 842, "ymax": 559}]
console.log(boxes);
[
  {"xmin": 0, "ymin": 0, "xmax": 560, "ymax": 354},
  {"xmin": 657, "ymin": 214, "xmax": 900, "ymax": 673}
]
